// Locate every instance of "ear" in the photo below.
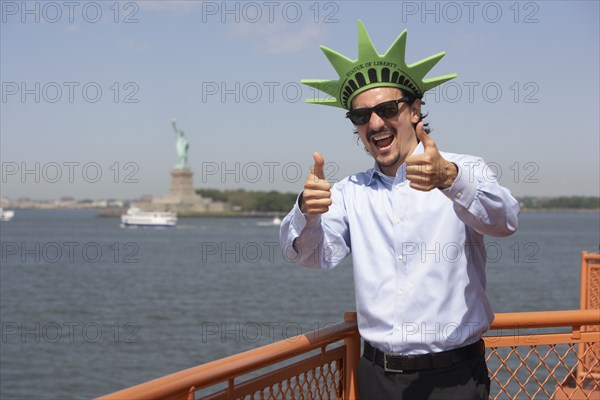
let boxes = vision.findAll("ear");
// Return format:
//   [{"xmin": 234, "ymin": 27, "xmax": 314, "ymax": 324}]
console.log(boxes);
[{"xmin": 410, "ymin": 98, "xmax": 422, "ymax": 124}]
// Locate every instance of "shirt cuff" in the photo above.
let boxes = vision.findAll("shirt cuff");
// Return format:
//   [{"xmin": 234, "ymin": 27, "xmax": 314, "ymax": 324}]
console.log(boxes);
[
  {"xmin": 291, "ymin": 192, "xmax": 321, "ymax": 234},
  {"xmin": 441, "ymin": 163, "xmax": 477, "ymax": 209}
]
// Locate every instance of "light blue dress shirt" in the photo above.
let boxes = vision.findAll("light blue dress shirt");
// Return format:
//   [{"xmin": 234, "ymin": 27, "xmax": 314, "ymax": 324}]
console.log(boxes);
[{"xmin": 279, "ymin": 143, "xmax": 520, "ymax": 355}]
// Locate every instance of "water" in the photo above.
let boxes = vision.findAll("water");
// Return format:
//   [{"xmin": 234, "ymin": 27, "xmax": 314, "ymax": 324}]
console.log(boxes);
[{"xmin": 1, "ymin": 210, "xmax": 598, "ymax": 399}]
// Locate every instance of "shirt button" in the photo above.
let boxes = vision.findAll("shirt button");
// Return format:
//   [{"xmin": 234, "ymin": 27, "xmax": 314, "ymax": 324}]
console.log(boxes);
[
  {"xmin": 396, "ymin": 220, "xmax": 400, "ymax": 225},
  {"xmin": 396, "ymin": 326, "xmax": 402, "ymax": 331},
  {"xmin": 398, "ymin": 255, "xmax": 403, "ymax": 261},
  {"xmin": 397, "ymin": 289, "xmax": 403, "ymax": 296},
  {"xmin": 456, "ymin": 192, "xmax": 462, "ymax": 199}
]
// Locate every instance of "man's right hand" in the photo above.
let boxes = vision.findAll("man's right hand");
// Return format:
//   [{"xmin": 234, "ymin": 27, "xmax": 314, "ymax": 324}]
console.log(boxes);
[{"xmin": 300, "ymin": 152, "xmax": 332, "ymax": 214}]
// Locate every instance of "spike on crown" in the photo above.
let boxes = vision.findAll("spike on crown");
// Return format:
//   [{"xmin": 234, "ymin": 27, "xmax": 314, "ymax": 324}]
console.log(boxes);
[{"xmin": 301, "ymin": 20, "xmax": 457, "ymax": 110}]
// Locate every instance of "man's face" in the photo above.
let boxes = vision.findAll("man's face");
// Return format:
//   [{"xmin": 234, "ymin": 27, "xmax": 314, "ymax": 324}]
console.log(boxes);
[{"xmin": 351, "ymin": 87, "xmax": 421, "ymax": 176}]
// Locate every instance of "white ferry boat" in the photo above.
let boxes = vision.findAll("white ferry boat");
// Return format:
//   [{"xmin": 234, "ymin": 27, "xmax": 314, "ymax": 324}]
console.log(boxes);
[
  {"xmin": 0, "ymin": 208, "xmax": 15, "ymax": 221},
  {"xmin": 120, "ymin": 207, "xmax": 177, "ymax": 228}
]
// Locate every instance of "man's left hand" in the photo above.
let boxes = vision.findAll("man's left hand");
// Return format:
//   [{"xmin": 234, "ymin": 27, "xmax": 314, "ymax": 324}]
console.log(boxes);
[{"xmin": 405, "ymin": 122, "xmax": 458, "ymax": 191}]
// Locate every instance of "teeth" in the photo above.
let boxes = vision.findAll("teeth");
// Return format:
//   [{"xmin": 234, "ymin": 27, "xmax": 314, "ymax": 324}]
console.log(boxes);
[{"xmin": 373, "ymin": 133, "xmax": 392, "ymax": 142}]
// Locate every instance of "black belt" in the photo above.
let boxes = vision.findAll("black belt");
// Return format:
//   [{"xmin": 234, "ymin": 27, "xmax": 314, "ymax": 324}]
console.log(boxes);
[{"xmin": 363, "ymin": 340, "xmax": 485, "ymax": 373}]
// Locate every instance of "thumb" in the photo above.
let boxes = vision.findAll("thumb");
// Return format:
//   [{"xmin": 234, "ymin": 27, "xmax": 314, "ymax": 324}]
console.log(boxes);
[
  {"xmin": 416, "ymin": 122, "xmax": 435, "ymax": 150},
  {"xmin": 312, "ymin": 151, "xmax": 325, "ymax": 180}
]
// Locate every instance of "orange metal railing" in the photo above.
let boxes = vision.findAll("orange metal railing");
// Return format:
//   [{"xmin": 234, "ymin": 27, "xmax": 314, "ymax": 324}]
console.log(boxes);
[
  {"xmin": 98, "ymin": 312, "xmax": 361, "ymax": 400},
  {"xmin": 99, "ymin": 253, "xmax": 600, "ymax": 400},
  {"xmin": 484, "ymin": 310, "xmax": 599, "ymax": 399},
  {"xmin": 99, "ymin": 309, "xmax": 599, "ymax": 400}
]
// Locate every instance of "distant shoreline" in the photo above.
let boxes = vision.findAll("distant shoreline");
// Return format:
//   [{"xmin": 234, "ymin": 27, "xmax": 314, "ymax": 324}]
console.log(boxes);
[
  {"xmin": 5, "ymin": 195, "xmax": 598, "ymax": 215},
  {"xmin": 4, "ymin": 207, "xmax": 599, "ymax": 217}
]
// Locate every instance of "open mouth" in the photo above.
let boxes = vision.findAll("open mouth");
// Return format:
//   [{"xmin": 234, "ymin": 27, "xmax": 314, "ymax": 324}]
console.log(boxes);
[{"xmin": 371, "ymin": 132, "xmax": 394, "ymax": 149}]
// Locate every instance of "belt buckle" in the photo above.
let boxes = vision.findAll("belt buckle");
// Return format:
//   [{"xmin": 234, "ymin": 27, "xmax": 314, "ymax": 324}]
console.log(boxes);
[{"xmin": 383, "ymin": 352, "xmax": 404, "ymax": 373}]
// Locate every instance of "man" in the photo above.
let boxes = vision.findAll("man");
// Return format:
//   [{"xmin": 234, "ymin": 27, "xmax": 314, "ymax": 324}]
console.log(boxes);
[{"xmin": 279, "ymin": 21, "xmax": 519, "ymax": 399}]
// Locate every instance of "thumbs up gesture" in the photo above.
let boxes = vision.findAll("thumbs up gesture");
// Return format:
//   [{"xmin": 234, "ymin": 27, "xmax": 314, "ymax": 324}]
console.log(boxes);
[
  {"xmin": 300, "ymin": 152, "xmax": 332, "ymax": 214},
  {"xmin": 405, "ymin": 122, "xmax": 458, "ymax": 191}
]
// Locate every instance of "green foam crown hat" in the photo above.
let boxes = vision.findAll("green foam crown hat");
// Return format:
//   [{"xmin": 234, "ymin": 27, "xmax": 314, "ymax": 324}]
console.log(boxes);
[{"xmin": 302, "ymin": 20, "xmax": 457, "ymax": 110}]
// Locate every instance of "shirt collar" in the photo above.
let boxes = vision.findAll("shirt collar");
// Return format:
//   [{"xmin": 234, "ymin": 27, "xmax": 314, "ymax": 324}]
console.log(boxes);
[{"xmin": 366, "ymin": 141, "xmax": 425, "ymax": 186}]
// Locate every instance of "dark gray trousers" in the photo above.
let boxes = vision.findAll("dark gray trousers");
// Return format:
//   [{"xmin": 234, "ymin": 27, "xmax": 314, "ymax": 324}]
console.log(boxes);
[{"xmin": 357, "ymin": 354, "xmax": 490, "ymax": 400}]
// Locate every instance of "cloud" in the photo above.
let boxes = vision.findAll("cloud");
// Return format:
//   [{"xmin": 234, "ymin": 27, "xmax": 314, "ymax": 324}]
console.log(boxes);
[{"xmin": 231, "ymin": 22, "xmax": 328, "ymax": 54}]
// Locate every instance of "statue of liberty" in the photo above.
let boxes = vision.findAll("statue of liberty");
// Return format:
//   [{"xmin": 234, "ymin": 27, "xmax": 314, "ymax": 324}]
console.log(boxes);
[{"xmin": 171, "ymin": 118, "xmax": 189, "ymax": 169}]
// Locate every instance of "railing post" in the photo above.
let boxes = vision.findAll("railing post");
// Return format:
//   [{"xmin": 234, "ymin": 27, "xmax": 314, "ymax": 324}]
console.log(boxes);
[
  {"xmin": 343, "ymin": 312, "xmax": 360, "ymax": 400},
  {"xmin": 578, "ymin": 251, "xmax": 600, "ymax": 383}
]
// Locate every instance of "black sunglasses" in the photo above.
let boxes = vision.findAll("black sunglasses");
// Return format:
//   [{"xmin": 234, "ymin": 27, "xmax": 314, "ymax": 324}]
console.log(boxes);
[{"xmin": 346, "ymin": 97, "xmax": 411, "ymax": 126}]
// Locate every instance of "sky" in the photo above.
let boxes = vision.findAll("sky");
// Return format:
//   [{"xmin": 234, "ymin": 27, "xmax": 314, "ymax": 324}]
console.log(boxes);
[{"xmin": 1, "ymin": 0, "xmax": 599, "ymax": 201}]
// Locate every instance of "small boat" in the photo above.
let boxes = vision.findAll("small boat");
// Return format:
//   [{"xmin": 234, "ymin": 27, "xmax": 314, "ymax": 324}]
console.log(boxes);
[
  {"xmin": 0, "ymin": 208, "xmax": 15, "ymax": 221},
  {"xmin": 121, "ymin": 207, "xmax": 177, "ymax": 228},
  {"xmin": 257, "ymin": 216, "xmax": 282, "ymax": 227}
]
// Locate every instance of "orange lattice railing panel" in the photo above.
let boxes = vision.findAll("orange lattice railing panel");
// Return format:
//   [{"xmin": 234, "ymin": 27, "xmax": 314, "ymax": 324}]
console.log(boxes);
[
  {"xmin": 245, "ymin": 362, "xmax": 343, "ymax": 400},
  {"xmin": 201, "ymin": 347, "xmax": 346, "ymax": 400},
  {"xmin": 486, "ymin": 342, "xmax": 600, "ymax": 400},
  {"xmin": 485, "ymin": 309, "xmax": 600, "ymax": 400}
]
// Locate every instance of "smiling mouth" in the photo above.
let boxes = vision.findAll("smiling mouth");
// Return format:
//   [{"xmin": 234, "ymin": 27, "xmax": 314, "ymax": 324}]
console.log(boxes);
[{"xmin": 371, "ymin": 132, "xmax": 394, "ymax": 149}]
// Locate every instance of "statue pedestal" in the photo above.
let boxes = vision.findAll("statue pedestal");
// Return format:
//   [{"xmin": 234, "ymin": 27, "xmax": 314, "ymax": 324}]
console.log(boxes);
[
  {"xmin": 168, "ymin": 168, "xmax": 197, "ymax": 202},
  {"xmin": 143, "ymin": 168, "xmax": 229, "ymax": 214}
]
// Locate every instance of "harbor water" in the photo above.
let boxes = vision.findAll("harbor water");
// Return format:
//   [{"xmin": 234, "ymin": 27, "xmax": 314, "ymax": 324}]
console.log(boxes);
[{"xmin": 1, "ymin": 210, "xmax": 599, "ymax": 399}]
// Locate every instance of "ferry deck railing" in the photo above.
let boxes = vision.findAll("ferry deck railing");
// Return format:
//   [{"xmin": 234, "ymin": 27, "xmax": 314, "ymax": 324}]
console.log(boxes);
[{"xmin": 99, "ymin": 252, "xmax": 600, "ymax": 400}]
